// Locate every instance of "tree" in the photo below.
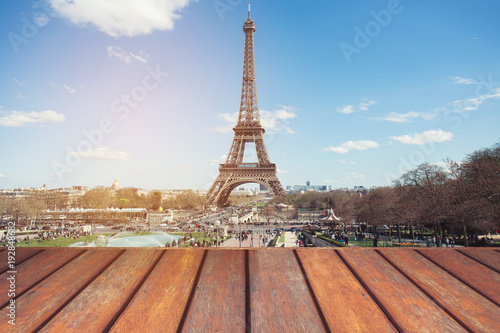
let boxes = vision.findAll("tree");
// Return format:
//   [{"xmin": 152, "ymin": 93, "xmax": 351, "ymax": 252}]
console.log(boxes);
[
  {"xmin": 148, "ymin": 191, "xmax": 162, "ymax": 210},
  {"xmin": 82, "ymin": 188, "xmax": 114, "ymax": 209},
  {"xmin": 164, "ymin": 190, "xmax": 205, "ymax": 210},
  {"xmin": 351, "ymin": 188, "xmax": 391, "ymax": 235},
  {"xmin": 443, "ymin": 142, "xmax": 500, "ymax": 244},
  {"xmin": 461, "ymin": 142, "xmax": 500, "ymax": 226},
  {"xmin": 395, "ymin": 163, "xmax": 450, "ymax": 244},
  {"xmin": 115, "ymin": 188, "xmax": 141, "ymax": 207}
]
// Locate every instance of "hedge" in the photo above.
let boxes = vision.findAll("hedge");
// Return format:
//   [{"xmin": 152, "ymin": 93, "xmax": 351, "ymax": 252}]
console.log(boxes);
[{"xmin": 317, "ymin": 234, "xmax": 348, "ymax": 247}]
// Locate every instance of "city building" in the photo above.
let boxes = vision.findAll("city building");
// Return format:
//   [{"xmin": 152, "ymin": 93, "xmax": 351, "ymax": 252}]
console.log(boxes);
[{"xmin": 290, "ymin": 181, "xmax": 332, "ymax": 192}]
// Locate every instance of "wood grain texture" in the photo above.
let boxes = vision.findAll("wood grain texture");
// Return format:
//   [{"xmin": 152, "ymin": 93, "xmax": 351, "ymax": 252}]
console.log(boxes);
[
  {"xmin": 39, "ymin": 249, "xmax": 163, "ymax": 332},
  {"xmin": 0, "ymin": 248, "xmax": 83, "ymax": 308},
  {"xmin": 0, "ymin": 249, "xmax": 123, "ymax": 333},
  {"xmin": 182, "ymin": 249, "xmax": 247, "ymax": 333},
  {"xmin": 109, "ymin": 249, "xmax": 206, "ymax": 333},
  {"xmin": 339, "ymin": 249, "xmax": 468, "ymax": 333},
  {"xmin": 249, "ymin": 249, "xmax": 326, "ymax": 332},
  {"xmin": 296, "ymin": 249, "xmax": 397, "ymax": 333},
  {"xmin": 380, "ymin": 248, "xmax": 500, "ymax": 332},
  {"xmin": 0, "ymin": 247, "xmax": 498, "ymax": 333},
  {"xmin": 418, "ymin": 248, "xmax": 500, "ymax": 306},
  {"xmin": 459, "ymin": 248, "xmax": 500, "ymax": 272},
  {"xmin": 0, "ymin": 247, "xmax": 42, "ymax": 273}
]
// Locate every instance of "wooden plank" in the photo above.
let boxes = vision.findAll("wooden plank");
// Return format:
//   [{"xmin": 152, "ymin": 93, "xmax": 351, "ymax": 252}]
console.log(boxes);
[
  {"xmin": 458, "ymin": 248, "xmax": 500, "ymax": 272},
  {"xmin": 0, "ymin": 248, "xmax": 83, "ymax": 308},
  {"xmin": 418, "ymin": 249, "xmax": 500, "ymax": 306},
  {"xmin": 338, "ymin": 249, "xmax": 467, "ymax": 333},
  {"xmin": 39, "ymin": 249, "xmax": 163, "ymax": 332},
  {"xmin": 0, "ymin": 249, "xmax": 123, "ymax": 333},
  {"xmin": 380, "ymin": 248, "xmax": 500, "ymax": 332},
  {"xmin": 110, "ymin": 249, "xmax": 206, "ymax": 333},
  {"xmin": 182, "ymin": 250, "xmax": 247, "ymax": 332},
  {"xmin": 0, "ymin": 247, "xmax": 42, "ymax": 273},
  {"xmin": 249, "ymin": 249, "xmax": 326, "ymax": 332},
  {"xmin": 296, "ymin": 249, "xmax": 397, "ymax": 332}
]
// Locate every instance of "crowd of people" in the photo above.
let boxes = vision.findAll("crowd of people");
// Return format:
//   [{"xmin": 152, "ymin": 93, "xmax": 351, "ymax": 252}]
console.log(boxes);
[
  {"xmin": 330, "ymin": 232, "xmax": 349, "ymax": 245},
  {"xmin": 2, "ymin": 227, "xmax": 92, "ymax": 246}
]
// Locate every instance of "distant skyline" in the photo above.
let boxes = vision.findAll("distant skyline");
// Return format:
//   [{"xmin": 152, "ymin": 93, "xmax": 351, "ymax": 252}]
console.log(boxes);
[{"xmin": 1, "ymin": 0, "xmax": 499, "ymax": 190}]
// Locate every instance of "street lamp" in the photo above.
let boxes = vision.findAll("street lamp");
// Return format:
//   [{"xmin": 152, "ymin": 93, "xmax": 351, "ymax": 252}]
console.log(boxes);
[{"xmin": 214, "ymin": 220, "xmax": 220, "ymax": 247}]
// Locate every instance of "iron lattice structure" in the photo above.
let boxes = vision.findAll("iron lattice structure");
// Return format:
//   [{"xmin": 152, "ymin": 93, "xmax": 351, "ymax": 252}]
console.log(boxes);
[{"xmin": 206, "ymin": 7, "xmax": 285, "ymax": 207}]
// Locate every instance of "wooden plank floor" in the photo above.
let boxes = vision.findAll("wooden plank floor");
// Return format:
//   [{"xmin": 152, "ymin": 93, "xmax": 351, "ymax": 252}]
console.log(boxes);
[{"xmin": 1, "ymin": 248, "xmax": 499, "ymax": 332}]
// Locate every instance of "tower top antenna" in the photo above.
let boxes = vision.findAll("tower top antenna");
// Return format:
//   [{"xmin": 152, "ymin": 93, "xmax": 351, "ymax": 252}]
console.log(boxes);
[{"xmin": 248, "ymin": 2, "xmax": 251, "ymax": 19}]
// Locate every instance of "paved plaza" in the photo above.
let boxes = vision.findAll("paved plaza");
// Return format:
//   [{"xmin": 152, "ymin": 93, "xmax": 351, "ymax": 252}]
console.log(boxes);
[{"xmin": 221, "ymin": 231, "xmax": 299, "ymax": 248}]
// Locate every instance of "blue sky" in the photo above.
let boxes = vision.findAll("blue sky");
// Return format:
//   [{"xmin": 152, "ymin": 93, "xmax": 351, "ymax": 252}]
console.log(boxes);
[{"xmin": 1, "ymin": 0, "xmax": 499, "ymax": 190}]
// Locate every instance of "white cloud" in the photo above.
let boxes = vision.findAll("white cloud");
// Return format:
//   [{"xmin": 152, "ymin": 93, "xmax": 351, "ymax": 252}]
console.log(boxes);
[
  {"xmin": 107, "ymin": 46, "xmax": 148, "ymax": 64},
  {"xmin": 48, "ymin": 81, "xmax": 78, "ymax": 93},
  {"xmin": 213, "ymin": 106, "xmax": 297, "ymax": 134},
  {"xmin": 69, "ymin": 146, "xmax": 130, "ymax": 161},
  {"xmin": 15, "ymin": 92, "xmax": 24, "ymax": 100},
  {"xmin": 212, "ymin": 112, "xmax": 238, "ymax": 133},
  {"xmin": 64, "ymin": 84, "xmax": 76, "ymax": 94},
  {"xmin": 49, "ymin": 0, "xmax": 197, "ymax": 37},
  {"xmin": 0, "ymin": 174, "xmax": 4, "ymax": 178},
  {"xmin": 338, "ymin": 160, "xmax": 356, "ymax": 165},
  {"xmin": 278, "ymin": 105, "xmax": 297, "ymax": 112},
  {"xmin": 260, "ymin": 108, "xmax": 297, "ymax": 134},
  {"xmin": 277, "ymin": 169, "xmax": 288, "ymax": 174},
  {"xmin": 274, "ymin": 109, "xmax": 297, "ymax": 120},
  {"xmin": 337, "ymin": 99, "xmax": 376, "ymax": 114},
  {"xmin": 359, "ymin": 100, "xmax": 376, "ymax": 111},
  {"xmin": 323, "ymin": 140, "xmax": 379, "ymax": 153},
  {"xmin": 379, "ymin": 111, "xmax": 437, "ymax": 123},
  {"xmin": 34, "ymin": 12, "xmax": 50, "ymax": 27},
  {"xmin": 336, "ymin": 105, "xmax": 355, "ymax": 114},
  {"xmin": 14, "ymin": 78, "xmax": 23, "ymax": 86},
  {"xmin": 347, "ymin": 172, "xmax": 365, "ymax": 179},
  {"xmin": 209, "ymin": 155, "xmax": 227, "ymax": 166},
  {"xmin": 0, "ymin": 110, "xmax": 65, "ymax": 127},
  {"xmin": 432, "ymin": 161, "xmax": 453, "ymax": 173},
  {"xmin": 391, "ymin": 129, "xmax": 453, "ymax": 145},
  {"xmin": 131, "ymin": 53, "xmax": 147, "ymax": 63},
  {"xmin": 451, "ymin": 76, "xmax": 478, "ymax": 85},
  {"xmin": 452, "ymin": 87, "xmax": 500, "ymax": 112}
]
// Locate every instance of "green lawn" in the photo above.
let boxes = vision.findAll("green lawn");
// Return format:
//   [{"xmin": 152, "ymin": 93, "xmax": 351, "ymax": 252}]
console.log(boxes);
[
  {"xmin": 348, "ymin": 239, "xmax": 377, "ymax": 247},
  {"xmin": 278, "ymin": 235, "xmax": 285, "ymax": 243},
  {"xmin": 247, "ymin": 202, "xmax": 268, "ymax": 207},
  {"xmin": 4, "ymin": 232, "xmax": 235, "ymax": 248},
  {"xmin": 9, "ymin": 235, "xmax": 98, "ymax": 247}
]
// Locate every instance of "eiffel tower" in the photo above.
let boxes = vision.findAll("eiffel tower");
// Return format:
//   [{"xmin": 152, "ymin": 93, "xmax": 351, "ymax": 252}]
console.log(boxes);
[{"xmin": 206, "ymin": 4, "xmax": 285, "ymax": 207}]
